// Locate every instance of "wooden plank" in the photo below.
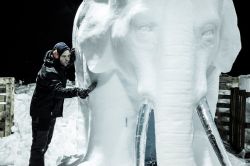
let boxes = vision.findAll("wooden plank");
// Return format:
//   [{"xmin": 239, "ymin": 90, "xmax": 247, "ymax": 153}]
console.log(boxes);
[
  {"xmin": 239, "ymin": 90, "xmax": 246, "ymax": 152},
  {"xmin": 246, "ymin": 92, "xmax": 250, "ymax": 97},
  {"xmin": 230, "ymin": 87, "xmax": 239, "ymax": 152},
  {"xmin": 245, "ymin": 152, "xmax": 250, "ymax": 159},
  {"xmin": 0, "ymin": 122, "xmax": 5, "ymax": 129},
  {"xmin": 245, "ymin": 123, "xmax": 250, "ymax": 128},
  {"xmin": 0, "ymin": 77, "xmax": 14, "ymax": 138},
  {"xmin": 218, "ymin": 95, "xmax": 231, "ymax": 99},
  {"xmin": 230, "ymin": 88, "xmax": 247, "ymax": 153},
  {"xmin": 215, "ymin": 112, "xmax": 230, "ymax": 117},
  {"xmin": 0, "ymin": 77, "xmax": 14, "ymax": 84},
  {"xmin": 215, "ymin": 121, "xmax": 230, "ymax": 126},
  {"xmin": 0, "ymin": 105, "xmax": 5, "ymax": 113},
  {"xmin": 0, "ymin": 95, "xmax": 5, "ymax": 103},
  {"xmin": 217, "ymin": 128, "xmax": 230, "ymax": 135},
  {"xmin": 0, "ymin": 87, "xmax": 5, "ymax": 93},
  {"xmin": 217, "ymin": 103, "xmax": 231, "ymax": 108}
]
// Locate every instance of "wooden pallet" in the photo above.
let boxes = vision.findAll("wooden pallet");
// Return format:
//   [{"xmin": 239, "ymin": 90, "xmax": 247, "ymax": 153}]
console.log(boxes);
[
  {"xmin": 215, "ymin": 74, "xmax": 250, "ymax": 158},
  {"xmin": 215, "ymin": 74, "xmax": 237, "ymax": 144},
  {"xmin": 0, "ymin": 77, "xmax": 15, "ymax": 137}
]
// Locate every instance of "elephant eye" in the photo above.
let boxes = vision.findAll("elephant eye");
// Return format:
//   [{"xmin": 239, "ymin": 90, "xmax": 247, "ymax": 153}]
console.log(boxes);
[
  {"xmin": 136, "ymin": 24, "xmax": 155, "ymax": 32},
  {"xmin": 130, "ymin": 11, "xmax": 157, "ymax": 33},
  {"xmin": 200, "ymin": 24, "xmax": 217, "ymax": 47},
  {"xmin": 132, "ymin": 23, "xmax": 157, "ymax": 45},
  {"xmin": 202, "ymin": 29, "xmax": 214, "ymax": 39}
]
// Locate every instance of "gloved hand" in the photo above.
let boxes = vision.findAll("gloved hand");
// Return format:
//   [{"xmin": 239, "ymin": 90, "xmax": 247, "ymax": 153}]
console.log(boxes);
[
  {"xmin": 87, "ymin": 81, "xmax": 98, "ymax": 93},
  {"xmin": 70, "ymin": 48, "xmax": 76, "ymax": 62},
  {"xmin": 77, "ymin": 88, "xmax": 89, "ymax": 99},
  {"xmin": 67, "ymin": 48, "xmax": 76, "ymax": 67}
]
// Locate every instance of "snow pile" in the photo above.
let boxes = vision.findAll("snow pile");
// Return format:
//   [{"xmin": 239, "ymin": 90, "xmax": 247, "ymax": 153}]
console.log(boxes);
[{"xmin": 0, "ymin": 83, "xmax": 84, "ymax": 166}]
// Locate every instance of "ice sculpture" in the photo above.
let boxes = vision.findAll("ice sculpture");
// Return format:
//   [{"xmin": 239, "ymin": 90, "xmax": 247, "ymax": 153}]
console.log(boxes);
[{"xmin": 72, "ymin": 0, "xmax": 241, "ymax": 165}]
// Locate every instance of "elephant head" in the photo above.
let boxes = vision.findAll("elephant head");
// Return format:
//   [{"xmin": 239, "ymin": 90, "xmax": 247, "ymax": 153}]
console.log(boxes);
[{"xmin": 72, "ymin": 0, "xmax": 241, "ymax": 165}]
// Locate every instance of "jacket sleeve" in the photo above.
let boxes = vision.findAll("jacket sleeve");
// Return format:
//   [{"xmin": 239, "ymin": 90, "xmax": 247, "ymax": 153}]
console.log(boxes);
[{"xmin": 45, "ymin": 72, "xmax": 79, "ymax": 99}]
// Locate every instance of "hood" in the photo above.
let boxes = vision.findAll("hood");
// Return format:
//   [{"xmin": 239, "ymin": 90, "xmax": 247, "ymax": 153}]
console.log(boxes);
[
  {"xmin": 43, "ymin": 50, "xmax": 74, "ymax": 71},
  {"xmin": 43, "ymin": 50, "xmax": 54, "ymax": 66}
]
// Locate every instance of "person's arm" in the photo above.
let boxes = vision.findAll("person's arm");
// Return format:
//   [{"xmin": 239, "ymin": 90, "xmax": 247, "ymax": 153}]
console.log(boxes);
[{"xmin": 46, "ymin": 72, "xmax": 88, "ymax": 99}]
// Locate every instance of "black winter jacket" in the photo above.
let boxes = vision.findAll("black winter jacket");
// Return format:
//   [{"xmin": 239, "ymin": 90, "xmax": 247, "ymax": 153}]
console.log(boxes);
[{"xmin": 30, "ymin": 50, "xmax": 78, "ymax": 118}]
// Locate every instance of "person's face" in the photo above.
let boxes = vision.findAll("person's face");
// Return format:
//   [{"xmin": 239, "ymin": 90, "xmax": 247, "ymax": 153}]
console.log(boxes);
[{"xmin": 59, "ymin": 50, "xmax": 71, "ymax": 67}]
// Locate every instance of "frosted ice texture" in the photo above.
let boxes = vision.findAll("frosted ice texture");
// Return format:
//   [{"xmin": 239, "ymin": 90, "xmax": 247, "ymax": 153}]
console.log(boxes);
[{"xmin": 72, "ymin": 0, "xmax": 241, "ymax": 165}]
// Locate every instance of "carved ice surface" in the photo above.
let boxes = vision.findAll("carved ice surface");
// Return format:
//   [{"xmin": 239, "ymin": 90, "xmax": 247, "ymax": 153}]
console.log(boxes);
[
  {"xmin": 0, "ymin": 83, "xmax": 246, "ymax": 166},
  {"xmin": 73, "ymin": 0, "xmax": 241, "ymax": 165}
]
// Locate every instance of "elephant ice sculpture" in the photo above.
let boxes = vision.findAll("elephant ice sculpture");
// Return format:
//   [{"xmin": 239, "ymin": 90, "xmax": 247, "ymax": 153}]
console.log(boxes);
[{"xmin": 72, "ymin": 0, "xmax": 241, "ymax": 165}]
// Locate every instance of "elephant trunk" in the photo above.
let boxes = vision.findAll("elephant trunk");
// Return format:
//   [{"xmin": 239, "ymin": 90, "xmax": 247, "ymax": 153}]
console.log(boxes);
[{"xmin": 154, "ymin": 47, "xmax": 196, "ymax": 165}]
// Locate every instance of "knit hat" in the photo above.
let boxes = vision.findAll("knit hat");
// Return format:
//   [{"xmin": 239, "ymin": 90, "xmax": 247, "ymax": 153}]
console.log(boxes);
[{"xmin": 53, "ymin": 42, "xmax": 70, "ymax": 56}]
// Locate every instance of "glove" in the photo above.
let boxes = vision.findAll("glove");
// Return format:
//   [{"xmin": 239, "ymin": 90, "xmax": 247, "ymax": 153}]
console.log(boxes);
[
  {"xmin": 77, "ymin": 88, "xmax": 89, "ymax": 99},
  {"xmin": 87, "ymin": 81, "xmax": 97, "ymax": 93},
  {"xmin": 68, "ymin": 48, "xmax": 76, "ymax": 67}
]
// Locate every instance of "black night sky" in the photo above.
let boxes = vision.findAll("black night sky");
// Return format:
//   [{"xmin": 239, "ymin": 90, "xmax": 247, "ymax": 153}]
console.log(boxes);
[{"xmin": 1, "ymin": 0, "xmax": 249, "ymax": 84}]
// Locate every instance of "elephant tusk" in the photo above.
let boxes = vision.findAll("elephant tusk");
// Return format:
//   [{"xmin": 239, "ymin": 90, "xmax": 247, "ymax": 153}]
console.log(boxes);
[
  {"xmin": 135, "ymin": 100, "xmax": 154, "ymax": 166},
  {"xmin": 196, "ymin": 98, "xmax": 232, "ymax": 166}
]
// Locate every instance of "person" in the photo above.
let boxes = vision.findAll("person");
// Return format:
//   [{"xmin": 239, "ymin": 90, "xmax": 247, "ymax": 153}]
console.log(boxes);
[{"xmin": 29, "ymin": 42, "xmax": 97, "ymax": 166}]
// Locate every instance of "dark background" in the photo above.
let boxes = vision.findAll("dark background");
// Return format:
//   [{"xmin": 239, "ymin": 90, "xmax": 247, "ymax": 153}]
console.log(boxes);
[{"xmin": 1, "ymin": 0, "xmax": 249, "ymax": 84}]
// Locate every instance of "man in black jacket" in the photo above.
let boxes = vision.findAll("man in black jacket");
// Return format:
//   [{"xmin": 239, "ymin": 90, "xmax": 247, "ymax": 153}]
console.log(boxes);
[{"xmin": 29, "ymin": 42, "xmax": 97, "ymax": 166}]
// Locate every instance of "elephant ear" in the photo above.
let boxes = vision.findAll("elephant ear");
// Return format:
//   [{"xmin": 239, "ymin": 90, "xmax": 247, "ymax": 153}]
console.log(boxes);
[
  {"xmin": 214, "ymin": 0, "xmax": 241, "ymax": 73},
  {"xmin": 75, "ymin": 1, "xmax": 114, "ymax": 74},
  {"xmin": 76, "ymin": 0, "xmax": 130, "ymax": 74}
]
